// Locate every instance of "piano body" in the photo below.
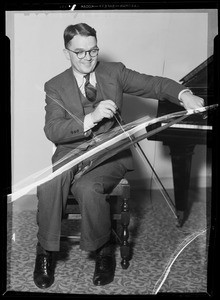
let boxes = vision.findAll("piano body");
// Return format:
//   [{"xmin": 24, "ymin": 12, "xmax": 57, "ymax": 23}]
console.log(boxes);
[{"xmin": 147, "ymin": 55, "xmax": 215, "ymax": 226}]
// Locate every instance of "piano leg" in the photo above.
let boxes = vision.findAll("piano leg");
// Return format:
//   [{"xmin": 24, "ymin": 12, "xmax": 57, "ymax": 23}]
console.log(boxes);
[{"xmin": 166, "ymin": 142, "xmax": 196, "ymax": 227}]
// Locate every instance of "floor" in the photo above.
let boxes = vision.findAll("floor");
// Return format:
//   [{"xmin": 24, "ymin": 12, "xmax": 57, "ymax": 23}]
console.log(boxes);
[{"xmin": 6, "ymin": 187, "xmax": 212, "ymax": 296}]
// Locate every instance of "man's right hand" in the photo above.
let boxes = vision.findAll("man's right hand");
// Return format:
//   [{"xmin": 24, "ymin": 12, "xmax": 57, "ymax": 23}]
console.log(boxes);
[{"xmin": 91, "ymin": 100, "xmax": 117, "ymax": 123}]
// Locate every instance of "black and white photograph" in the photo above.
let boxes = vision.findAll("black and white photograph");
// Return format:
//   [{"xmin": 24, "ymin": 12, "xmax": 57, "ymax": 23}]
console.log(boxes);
[{"xmin": 4, "ymin": 5, "xmax": 219, "ymax": 296}]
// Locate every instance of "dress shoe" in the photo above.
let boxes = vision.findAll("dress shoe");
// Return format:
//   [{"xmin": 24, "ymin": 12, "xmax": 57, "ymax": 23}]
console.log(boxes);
[
  {"xmin": 33, "ymin": 250, "xmax": 55, "ymax": 289},
  {"xmin": 93, "ymin": 243, "xmax": 116, "ymax": 286}
]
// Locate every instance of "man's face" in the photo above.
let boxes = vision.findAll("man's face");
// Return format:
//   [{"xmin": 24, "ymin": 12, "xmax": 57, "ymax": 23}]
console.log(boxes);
[{"xmin": 66, "ymin": 35, "xmax": 98, "ymax": 74}]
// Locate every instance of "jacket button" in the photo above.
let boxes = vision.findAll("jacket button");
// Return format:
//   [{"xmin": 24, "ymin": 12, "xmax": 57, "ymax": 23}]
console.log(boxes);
[{"xmin": 84, "ymin": 130, "xmax": 92, "ymax": 137}]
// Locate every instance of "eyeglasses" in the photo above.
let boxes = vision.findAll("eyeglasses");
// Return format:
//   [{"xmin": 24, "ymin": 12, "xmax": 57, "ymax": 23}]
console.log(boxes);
[{"xmin": 66, "ymin": 47, "xmax": 99, "ymax": 59}]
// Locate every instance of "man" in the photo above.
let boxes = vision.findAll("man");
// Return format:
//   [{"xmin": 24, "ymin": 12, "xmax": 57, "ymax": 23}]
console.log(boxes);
[{"xmin": 33, "ymin": 23, "xmax": 204, "ymax": 289}]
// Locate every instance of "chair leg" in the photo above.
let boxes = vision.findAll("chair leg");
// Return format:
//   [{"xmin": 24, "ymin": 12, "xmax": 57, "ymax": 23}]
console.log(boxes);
[{"xmin": 120, "ymin": 197, "xmax": 130, "ymax": 269}]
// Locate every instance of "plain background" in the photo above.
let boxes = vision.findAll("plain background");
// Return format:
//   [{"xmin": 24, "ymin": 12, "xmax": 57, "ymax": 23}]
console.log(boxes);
[{"xmin": 6, "ymin": 9, "xmax": 218, "ymax": 193}]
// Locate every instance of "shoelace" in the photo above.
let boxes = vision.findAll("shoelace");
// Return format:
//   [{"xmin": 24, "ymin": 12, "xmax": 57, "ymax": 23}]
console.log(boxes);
[
  {"xmin": 37, "ymin": 254, "xmax": 52, "ymax": 275},
  {"xmin": 96, "ymin": 255, "xmax": 113, "ymax": 271}
]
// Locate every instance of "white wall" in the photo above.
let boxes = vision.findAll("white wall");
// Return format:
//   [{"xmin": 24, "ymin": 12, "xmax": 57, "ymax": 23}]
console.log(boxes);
[{"xmin": 6, "ymin": 9, "xmax": 218, "ymax": 192}]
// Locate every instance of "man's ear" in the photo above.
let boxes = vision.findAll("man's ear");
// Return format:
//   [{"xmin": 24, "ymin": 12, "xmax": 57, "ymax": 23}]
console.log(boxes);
[{"xmin": 63, "ymin": 48, "xmax": 70, "ymax": 60}]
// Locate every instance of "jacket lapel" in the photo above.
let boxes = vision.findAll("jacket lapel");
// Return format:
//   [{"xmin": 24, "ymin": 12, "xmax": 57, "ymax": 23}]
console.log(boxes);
[
  {"xmin": 95, "ymin": 62, "xmax": 118, "ymax": 105},
  {"xmin": 61, "ymin": 68, "xmax": 84, "ymax": 115}
]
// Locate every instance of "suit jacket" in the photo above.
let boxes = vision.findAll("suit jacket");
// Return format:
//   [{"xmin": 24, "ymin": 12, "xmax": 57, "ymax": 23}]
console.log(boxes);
[{"xmin": 44, "ymin": 61, "xmax": 186, "ymax": 169}]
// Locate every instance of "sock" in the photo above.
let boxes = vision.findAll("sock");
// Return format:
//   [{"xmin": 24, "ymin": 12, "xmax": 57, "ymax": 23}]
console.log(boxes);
[
  {"xmin": 36, "ymin": 242, "xmax": 50, "ymax": 255},
  {"xmin": 97, "ymin": 241, "xmax": 113, "ymax": 256}
]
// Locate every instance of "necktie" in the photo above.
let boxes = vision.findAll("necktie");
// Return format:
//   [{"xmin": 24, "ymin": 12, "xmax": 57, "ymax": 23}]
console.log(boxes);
[{"xmin": 84, "ymin": 73, "xmax": 97, "ymax": 102}]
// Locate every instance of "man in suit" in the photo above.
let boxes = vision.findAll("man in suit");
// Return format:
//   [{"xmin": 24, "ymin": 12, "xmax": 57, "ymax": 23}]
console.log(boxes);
[{"xmin": 33, "ymin": 23, "xmax": 204, "ymax": 289}]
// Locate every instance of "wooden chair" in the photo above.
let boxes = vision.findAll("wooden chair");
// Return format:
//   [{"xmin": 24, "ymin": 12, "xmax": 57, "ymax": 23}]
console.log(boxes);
[{"xmin": 61, "ymin": 178, "xmax": 131, "ymax": 269}]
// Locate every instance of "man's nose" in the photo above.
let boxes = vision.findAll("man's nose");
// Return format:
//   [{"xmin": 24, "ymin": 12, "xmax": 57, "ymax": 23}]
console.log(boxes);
[{"xmin": 85, "ymin": 51, "xmax": 92, "ymax": 59}]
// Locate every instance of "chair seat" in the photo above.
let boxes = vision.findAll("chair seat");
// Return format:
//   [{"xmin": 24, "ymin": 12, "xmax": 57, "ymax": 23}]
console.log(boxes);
[
  {"xmin": 65, "ymin": 178, "xmax": 130, "ymax": 218},
  {"xmin": 109, "ymin": 178, "xmax": 130, "ymax": 197}
]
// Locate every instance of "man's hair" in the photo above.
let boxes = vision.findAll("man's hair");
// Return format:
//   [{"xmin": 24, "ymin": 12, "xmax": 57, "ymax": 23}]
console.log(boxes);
[{"xmin": 64, "ymin": 23, "xmax": 97, "ymax": 48}]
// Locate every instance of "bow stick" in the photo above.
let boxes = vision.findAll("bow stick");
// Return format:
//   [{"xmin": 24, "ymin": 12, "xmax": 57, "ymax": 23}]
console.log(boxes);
[
  {"xmin": 73, "ymin": 104, "xmax": 218, "ymax": 177},
  {"xmin": 8, "ymin": 104, "xmax": 218, "ymax": 202}
]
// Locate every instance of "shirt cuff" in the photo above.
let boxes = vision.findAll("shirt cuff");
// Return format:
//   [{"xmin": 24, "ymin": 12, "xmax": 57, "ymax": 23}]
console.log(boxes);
[
  {"xmin": 84, "ymin": 113, "xmax": 97, "ymax": 132},
  {"xmin": 178, "ymin": 89, "xmax": 193, "ymax": 106},
  {"xmin": 178, "ymin": 89, "xmax": 193, "ymax": 101}
]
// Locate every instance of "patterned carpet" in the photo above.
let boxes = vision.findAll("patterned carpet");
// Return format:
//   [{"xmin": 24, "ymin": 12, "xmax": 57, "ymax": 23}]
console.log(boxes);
[{"xmin": 6, "ymin": 188, "xmax": 210, "ymax": 295}]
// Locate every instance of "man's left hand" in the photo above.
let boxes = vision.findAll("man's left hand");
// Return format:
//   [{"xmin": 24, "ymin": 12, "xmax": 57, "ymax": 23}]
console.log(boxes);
[{"xmin": 180, "ymin": 91, "xmax": 205, "ymax": 110}]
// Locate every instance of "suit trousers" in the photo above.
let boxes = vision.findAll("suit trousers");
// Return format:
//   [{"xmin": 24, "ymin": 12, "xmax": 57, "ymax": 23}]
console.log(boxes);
[{"xmin": 36, "ymin": 154, "xmax": 128, "ymax": 252}]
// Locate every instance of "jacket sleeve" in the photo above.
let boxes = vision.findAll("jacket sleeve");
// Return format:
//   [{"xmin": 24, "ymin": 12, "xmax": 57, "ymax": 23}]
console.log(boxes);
[
  {"xmin": 117, "ymin": 63, "xmax": 186, "ymax": 105},
  {"xmin": 43, "ymin": 81, "xmax": 88, "ymax": 145}
]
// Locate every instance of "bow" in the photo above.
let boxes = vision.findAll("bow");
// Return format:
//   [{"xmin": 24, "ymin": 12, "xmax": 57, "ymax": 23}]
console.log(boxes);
[{"xmin": 8, "ymin": 103, "xmax": 218, "ymax": 202}]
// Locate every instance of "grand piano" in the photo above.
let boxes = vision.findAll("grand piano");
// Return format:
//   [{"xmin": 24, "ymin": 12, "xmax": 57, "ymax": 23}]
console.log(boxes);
[{"xmin": 147, "ymin": 51, "xmax": 217, "ymax": 227}]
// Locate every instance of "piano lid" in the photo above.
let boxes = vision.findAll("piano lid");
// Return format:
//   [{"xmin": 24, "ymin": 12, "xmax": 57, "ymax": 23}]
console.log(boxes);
[
  {"xmin": 179, "ymin": 55, "xmax": 214, "ymax": 97},
  {"xmin": 156, "ymin": 55, "xmax": 215, "ymax": 125}
]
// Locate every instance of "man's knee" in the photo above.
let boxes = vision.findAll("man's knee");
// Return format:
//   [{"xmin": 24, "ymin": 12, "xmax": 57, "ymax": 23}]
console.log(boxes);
[{"xmin": 72, "ymin": 179, "xmax": 104, "ymax": 200}]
